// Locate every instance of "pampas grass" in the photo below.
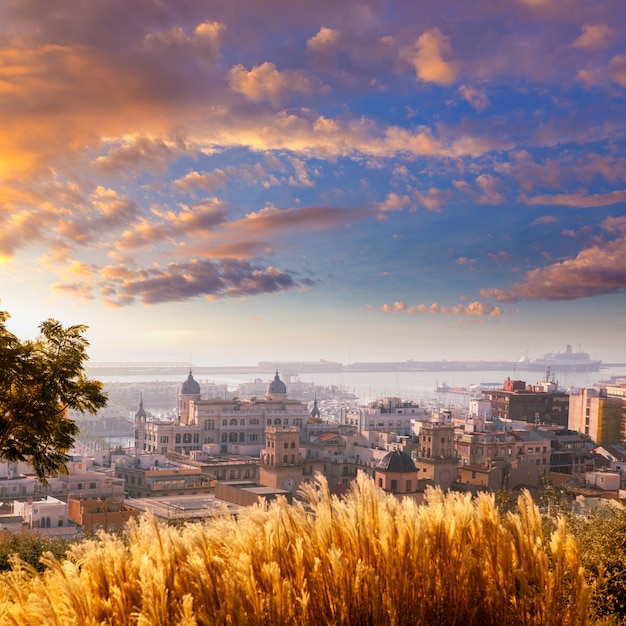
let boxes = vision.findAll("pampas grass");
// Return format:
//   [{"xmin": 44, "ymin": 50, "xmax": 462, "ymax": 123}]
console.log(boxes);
[{"xmin": 0, "ymin": 473, "xmax": 591, "ymax": 625}]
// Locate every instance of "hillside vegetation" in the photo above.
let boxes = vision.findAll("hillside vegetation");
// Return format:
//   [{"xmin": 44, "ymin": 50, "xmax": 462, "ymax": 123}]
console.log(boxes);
[{"xmin": 0, "ymin": 474, "xmax": 591, "ymax": 625}]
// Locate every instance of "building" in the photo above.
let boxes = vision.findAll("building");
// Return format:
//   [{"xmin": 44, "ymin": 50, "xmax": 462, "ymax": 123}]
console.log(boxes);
[
  {"xmin": 483, "ymin": 378, "xmax": 570, "ymax": 427},
  {"xmin": 67, "ymin": 496, "xmax": 139, "ymax": 534},
  {"xmin": 374, "ymin": 450, "xmax": 420, "ymax": 495},
  {"xmin": 540, "ymin": 428, "xmax": 595, "ymax": 475},
  {"xmin": 259, "ymin": 426, "xmax": 306, "ymax": 492},
  {"xmin": 568, "ymin": 388, "xmax": 624, "ymax": 446},
  {"xmin": 135, "ymin": 371, "xmax": 310, "ymax": 457},
  {"xmin": 113, "ymin": 455, "xmax": 213, "ymax": 499},
  {"xmin": 340, "ymin": 398, "xmax": 430, "ymax": 436},
  {"xmin": 413, "ymin": 421, "xmax": 458, "ymax": 490},
  {"xmin": 13, "ymin": 497, "xmax": 77, "ymax": 538}
]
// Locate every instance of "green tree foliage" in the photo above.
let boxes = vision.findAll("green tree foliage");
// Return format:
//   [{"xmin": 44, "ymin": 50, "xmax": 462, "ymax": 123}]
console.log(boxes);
[
  {"xmin": 0, "ymin": 533, "xmax": 73, "ymax": 573},
  {"xmin": 568, "ymin": 504, "xmax": 626, "ymax": 621},
  {"xmin": 0, "ymin": 311, "xmax": 107, "ymax": 481}
]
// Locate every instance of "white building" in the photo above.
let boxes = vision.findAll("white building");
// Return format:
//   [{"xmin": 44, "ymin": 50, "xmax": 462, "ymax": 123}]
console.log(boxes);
[
  {"xmin": 135, "ymin": 371, "xmax": 310, "ymax": 457},
  {"xmin": 13, "ymin": 496, "xmax": 77, "ymax": 538},
  {"xmin": 340, "ymin": 398, "xmax": 430, "ymax": 436}
]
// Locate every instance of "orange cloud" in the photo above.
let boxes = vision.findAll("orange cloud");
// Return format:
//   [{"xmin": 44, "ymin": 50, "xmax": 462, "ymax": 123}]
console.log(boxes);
[
  {"xmin": 480, "ymin": 230, "xmax": 626, "ymax": 302},
  {"xmin": 381, "ymin": 300, "xmax": 502, "ymax": 316},
  {"xmin": 401, "ymin": 28, "xmax": 459, "ymax": 87},
  {"xmin": 571, "ymin": 24, "xmax": 614, "ymax": 51},
  {"xmin": 229, "ymin": 62, "xmax": 320, "ymax": 104},
  {"xmin": 523, "ymin": 189, "xmax": 626, "ymax": 208}
]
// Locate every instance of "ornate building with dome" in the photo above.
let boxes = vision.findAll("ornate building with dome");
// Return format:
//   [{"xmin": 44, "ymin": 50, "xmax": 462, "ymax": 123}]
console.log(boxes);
[{"xmin": 135, "ymin": 371, "xmax": 310, "ymax": 457}]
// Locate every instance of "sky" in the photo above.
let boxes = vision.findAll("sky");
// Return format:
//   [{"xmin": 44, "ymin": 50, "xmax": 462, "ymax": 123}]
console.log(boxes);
[{"xmin": 1, "ymin": 0, "xmax": 626, "ymax": 366}]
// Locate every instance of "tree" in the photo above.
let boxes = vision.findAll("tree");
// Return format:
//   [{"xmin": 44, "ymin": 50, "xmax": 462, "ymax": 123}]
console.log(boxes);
[
  {"xmin": 0, "ymin": 311, "xmax": 107, "ymax": 481},
  {"xmin": 568, "ymin": 503, "xmax": 626, "ymax": 620}
]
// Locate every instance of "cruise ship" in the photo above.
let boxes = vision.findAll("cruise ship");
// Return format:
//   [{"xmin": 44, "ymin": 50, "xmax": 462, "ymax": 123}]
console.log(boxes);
[{"xmin": 521, "ymin": 345, "xmax": 602, "ymax": 372}]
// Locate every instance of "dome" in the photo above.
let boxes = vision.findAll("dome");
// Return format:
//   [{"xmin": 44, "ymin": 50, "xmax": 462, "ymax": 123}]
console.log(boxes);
[
  {"xmin": 377, "ymin": 450, "xmax": 417, "ymax": 473},
  {"xmin": 181, "ymin": 369, "xmax": 201, "ymax": 395},
  {"xmin": 266, "ymin": 371, "xmax": 287, "ymax": 396}
]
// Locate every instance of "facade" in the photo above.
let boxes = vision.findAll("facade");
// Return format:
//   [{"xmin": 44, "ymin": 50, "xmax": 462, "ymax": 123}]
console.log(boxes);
[
  {"xmin": 454, "ymin": 426, "xmax": 551, "ymax": 489},
  {"xmin": 114, "ymin": 455, "xmax": 213, "ymax": 499},
  {"xmin": 13, "ymin": 497, "xmax": 77, "ymax": 537},
  {"xmin": 135, "ymin": 371, "xmax": 309, "ymax": 457},
  {"xmin": 340, "ymin": 398, "xmax": 430, "ymax": 436},
  {"xmin": 413, "ymin": 421, "xmax": 458, "ymax": 490},
  {"xmin": 67, "ymin": 496, "xmax": 139, "ymax": 534},
  {"xmin": 568, "ymin": 388, "xmax": 624, "ymax": 446},
  {"xmin": 374, "ymin": 450, "xmax": 420, "ymax": 494},
  {"xmin": 259, "ymin": 426, "xmax": 306, "ymax": 492},
  {"xmin": 483, "ymin": 378, "xmax": 570, "ymax": 427},
  {"xmin": 540, "ymin": 428, "xmax": 595, "ymax": 475}
]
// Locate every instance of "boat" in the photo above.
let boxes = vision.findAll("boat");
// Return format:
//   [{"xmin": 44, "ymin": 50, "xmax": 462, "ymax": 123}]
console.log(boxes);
[{"xmin": 521, "ymin": 345, "xmax": 601, "ymax": 372}]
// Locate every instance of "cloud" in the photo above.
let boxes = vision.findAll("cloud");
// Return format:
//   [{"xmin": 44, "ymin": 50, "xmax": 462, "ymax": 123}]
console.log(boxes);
[
  {"xmin": 523, "ymin": 189, "xmax": 626, "ymax": 208},
  {"xmin": 480, "ymin": 222, "xmax": 626, "ymax": 302},
  {"xmin": 95, "ymin": 137, "xmax": 188, "ymax": 175},
  {"xmin": 571, "ymin": 24, "xmax": 614, "ymax": 51},
  {"xmin": 380, "ymin": 300, "xmax": 502, "ymax": 316},
  {"xmin": 475, "ymin": 174, "xmax": 505, "ymax": 205},
  {"xmin": 306, "ymin": 27, "xmax": 341, "ymax": 58},
  {"xmin": 401, "ymin": 28, "xmax": 460, "ymax": 87},
  {"xmin": 457, "ymin": 85, "xmax": 489, "ymax": 111},
  {"xmin": 173, "ymin": 170, "xmax": 230, "ymax": 193},
  {"xmin": 229, "ymin": 62, "xmax": 320, "ymax": 104},
  {"xmin": 143, "ymin": 20, "xmax": 225, "ymax": 67},
  {"xmin": 377, "ymin": 193, "xmax": 412, "ymax": 216},
  {"xmin": 413, "ymin": 187, "xmax": 449, "ymax": 212},
  {"xmin": 532, "ymin": 215, "xmax": 557, "ymax": 225},
  {"xmin": 98, "ymin": 258, "xmax": 316, "ymax": 306},
  {"xmin": 488, "ymin": 251, "xmax": 513, "ymax": 264}
]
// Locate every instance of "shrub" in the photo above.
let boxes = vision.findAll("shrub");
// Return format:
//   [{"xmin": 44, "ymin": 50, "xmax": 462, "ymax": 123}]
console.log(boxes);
[
  {"xmin": 0, "ymin": 533, "xmax": 73, "ymax": 573},
  {"xmin": 0, "ymin": 474, "xmax": 591, "ymax": 625},
  {"xmin": 567, "ymin": 504, "xmax": 626, "ymax": 621}
]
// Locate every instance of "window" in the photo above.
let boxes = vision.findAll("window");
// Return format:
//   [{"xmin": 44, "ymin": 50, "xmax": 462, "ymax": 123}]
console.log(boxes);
[
  {"xmin": 283, "ymin": 455, "xmax": 288, "ymax": 464},
  {"xmin": 229, "ymin": 433, "xmax": 237, "ymax": 442},
  {"xmin": 222, "ymin": 419, "xmax": 227, "ymax": 426},
  {"xmin": 89, "ymin": 482, "xmax": 96, "ymax": 490},
  {"xmin": 239, "ymin": 433, "xmax": 245, "ymax": 442},
  {"xmin": 183, "ymin": 434, "xmax": 191, "ymax": 443},
  {"xmin": 230, "ymin": 419, "xmax": 237, "ymax": 426},
  {"xmin": 175, "ymin": 434, "xmax": 181, "ymax": 443},
  {"xmin": 406, "ymin": 480, "xmax": 412, "ymax": 492},
  {"xmin": 193, "ymin": 433, "xmax": 199, "ymax": 443},
  {"xmin": 222, "ymin": 433, "xmax": 227, "ymax": 442},
  {"xmin": 291, "ymin": 442, "xmax": 295, "ymax": 448},
  {"xmin": 240, "ymin": 419, "xmax": 245, "ymax": 425},
  {"xmin": 284, "ymin": 442, "xmax": 289, "ymax": 448},
  {"xmin": 390, "ymin": 480, "xmax": 397, "ymax": 491}
]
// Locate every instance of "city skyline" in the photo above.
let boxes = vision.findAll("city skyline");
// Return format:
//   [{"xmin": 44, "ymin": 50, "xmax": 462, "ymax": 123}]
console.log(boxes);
[{"xmin": 1, "ymin": 1, "xmax": 625, "ymax": 365}]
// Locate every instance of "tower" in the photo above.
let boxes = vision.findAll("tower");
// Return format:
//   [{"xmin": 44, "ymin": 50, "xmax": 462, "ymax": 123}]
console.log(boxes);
[
  {"xmin": 178, "ymin": 369, "xmax": 201, "ymax": 425},
  {"xmin": 259, "ymin": 426, "xmax": 303, "ymax": 492}
]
